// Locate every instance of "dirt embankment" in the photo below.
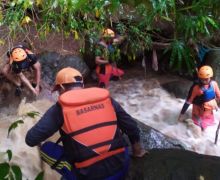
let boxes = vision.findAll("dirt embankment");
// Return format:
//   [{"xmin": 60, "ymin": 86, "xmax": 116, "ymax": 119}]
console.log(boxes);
[{"xmin": 0, "ymin": 28, "xmax": 81, "ymax": 68}]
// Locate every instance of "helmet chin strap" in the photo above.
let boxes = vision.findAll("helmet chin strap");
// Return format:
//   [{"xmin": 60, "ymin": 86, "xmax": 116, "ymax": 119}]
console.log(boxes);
[
  {"xmin": 60, "ymin": 84, "xmax": 65, "ymax": 90},
  {"xmin": 199, "ymin": 78, "xmax": 211, "ymax": 85}
]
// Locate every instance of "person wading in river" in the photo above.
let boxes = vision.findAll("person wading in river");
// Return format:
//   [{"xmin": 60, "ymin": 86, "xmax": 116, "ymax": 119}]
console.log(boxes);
[
  {"xmin": 178, "ymin": 65, "xmax": 220, "ymax": 130},
  {"xmin": 25, "ymin": 67, "xmax": 147, "ymax": 180}
]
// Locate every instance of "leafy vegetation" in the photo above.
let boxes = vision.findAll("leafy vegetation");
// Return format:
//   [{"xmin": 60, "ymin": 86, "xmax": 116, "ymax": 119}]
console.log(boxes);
[
  {"xmin": 0, "ymin": 0, "xmax": 219, "ymax": 74},
  {"xmin": 0, "ymin": 111, "xmax": 43, "ymax": 180}
]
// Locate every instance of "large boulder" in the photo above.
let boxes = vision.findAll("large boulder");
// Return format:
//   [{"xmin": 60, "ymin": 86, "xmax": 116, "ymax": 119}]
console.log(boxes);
[
  {"xmin": 138, "ymin": 121, "xmax": 185, "ymax": 150},
  {"xmin": 38, "ymin": 52, "xmax": 90, "ymax": 85},
  {"xmin": 0, "ymin": 52, "xmax": 90, "ymax": 104},
  {"xmin": 205, "ymin": 49, "xmax": 220, "ymax": 85},
  {"xmin": 127, "ymin": 149, "xmax": 220, "ymax": 180},
  {"xmin": 161, "ymin": 80, "xmax": 192, "ymax": 99},
  {"xmin": 127, "ymin": 121, "xmax": 220, "ymax": 180}
]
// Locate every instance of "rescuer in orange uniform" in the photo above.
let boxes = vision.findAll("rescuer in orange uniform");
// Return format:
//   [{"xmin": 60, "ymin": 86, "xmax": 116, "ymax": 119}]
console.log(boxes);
[
  {"xmin": 95, "ymin": 28, "xmax": 124, "ymax": 88},
  {"xmin": 25, "ymin": 67, "xmax": 146, "ymax": 179}
]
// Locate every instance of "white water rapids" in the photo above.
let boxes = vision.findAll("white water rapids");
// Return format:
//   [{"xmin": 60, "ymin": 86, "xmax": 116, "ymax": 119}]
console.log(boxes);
[{"xmin": 0, "ymin": 72, "xmax": 220, "ymax": 179}]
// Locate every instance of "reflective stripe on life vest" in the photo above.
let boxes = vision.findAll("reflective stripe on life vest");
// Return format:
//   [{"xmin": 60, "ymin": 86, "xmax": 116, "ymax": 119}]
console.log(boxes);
[{"xmin": 75, "ymin": 147, "xmax": 125, "ymax": 168}]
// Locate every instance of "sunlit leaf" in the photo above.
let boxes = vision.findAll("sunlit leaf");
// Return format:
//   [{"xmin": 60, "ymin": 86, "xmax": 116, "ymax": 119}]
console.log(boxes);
[
  {"xmin": 36, "ymin": 0, "xmax": 43, "ymax": 6},
  {"xmin": 21, "ymin": 16, "xmax": 32, "ymax": 25},
  {"xmin": 71, "ymin": 30, "xmax": 79, "ymax": 40},
  {"xmin": 26, "ymin": 111, "xmax": 40, "ymax": 118},
  {"xmin": 95, "ymin": 8, "xmax": 100, "ymax": 18},
  {"xmin": 0, "ymin": 39, "xmax": 5, "ymax": 45},
  {"xmin": 206, "ymin": 17, "xmax": 219, "ymax": 29},
  {"xmin": 160, "ymin": 15, "xmax": 172, "ymax": 22},
  {"xmin": 0, "ymin": 9, "xmax": 3, "ymax": 22},
  {"xmin": 52, "ymin": 0, "xmax": 58, "ymax": 8}
]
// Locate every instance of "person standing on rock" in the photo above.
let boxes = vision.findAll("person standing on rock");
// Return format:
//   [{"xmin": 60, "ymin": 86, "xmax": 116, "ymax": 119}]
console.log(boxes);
[
  {"xmin": 25, "ymin": 67, "xmax": 146, "ymax": 180},
  {"xmin": 178, "ymin": 65, "xmax": 220, "ymax": 130},
  {"xmin": 95, "ymin": 28, "xmax": 125, "ymax": 88},
  {"xmin": 1, "ymin": 44, "xmax": 41, "ymax": 96}
]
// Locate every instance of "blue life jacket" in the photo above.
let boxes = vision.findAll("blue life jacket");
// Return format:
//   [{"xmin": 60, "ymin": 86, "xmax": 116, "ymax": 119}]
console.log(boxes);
[
  {"xmin": 107, "ymin": 44, "xmax": 115, "ymax": 53},
  {"xmin": 193, "ymin": 81, "xmax": 216, "ymax": 105}
]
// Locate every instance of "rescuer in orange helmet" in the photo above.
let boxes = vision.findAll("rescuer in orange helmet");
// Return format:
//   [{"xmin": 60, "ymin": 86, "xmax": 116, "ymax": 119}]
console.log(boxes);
[
  {"xmin": 95, "ymin": 28, "xmax": 125, "ymax": 88},
  {"xmin": 1, "ymin": 44, "xmax": 41, "ymax": 96},
  {"xmin": 26, "ymin": 67, "xmax": 147, "ymax": 179},
  {"xmin": 178, "ymin": 65, "xmax": 220, "ymax": 130}
]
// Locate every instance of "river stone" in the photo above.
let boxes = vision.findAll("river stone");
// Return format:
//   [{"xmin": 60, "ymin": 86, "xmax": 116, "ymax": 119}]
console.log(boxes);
[
  {"xmin": 127, "ymin": 148, "xmax": 220, "ymax": 180},
  {"xmin": 38, "ymin": 52, "xmax": 90, "ymax": 85},
  {"xmin": 126, "ymin": 121, "xmax": 220, "ymax": 180},
  {"xmin": 205, "ymin": 49, "xmax": 220, "ymax": 85},
  {"xmin": 161, "ymin": 80, "xmax": 193, "ymax": 99},
  {"xmin": 138, "ymin": 121, "xmax": 185, "ymax": 150}
]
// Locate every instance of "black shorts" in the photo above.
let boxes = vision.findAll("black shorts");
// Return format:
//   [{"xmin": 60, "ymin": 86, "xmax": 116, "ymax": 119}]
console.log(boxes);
[{"xmin": 11, "ymin": 54, "xmax": 37, "ymax": 74}]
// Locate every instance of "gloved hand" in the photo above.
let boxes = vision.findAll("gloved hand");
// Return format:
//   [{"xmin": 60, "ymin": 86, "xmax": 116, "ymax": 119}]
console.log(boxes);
[{"xmin": 132, "ymin": 142, "xmax": 148, "ymax": 158}]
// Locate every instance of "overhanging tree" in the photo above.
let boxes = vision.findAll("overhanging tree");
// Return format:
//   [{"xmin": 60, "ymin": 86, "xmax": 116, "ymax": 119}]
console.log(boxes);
[{"xmin": 0, "ymin": 0, "xmax": 219, "ymax": 74}]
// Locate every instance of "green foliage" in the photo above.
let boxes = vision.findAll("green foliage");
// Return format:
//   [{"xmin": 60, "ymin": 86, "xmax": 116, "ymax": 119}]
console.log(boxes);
[
  {"xmin": 0, "ymin": 152, "xmax": 42, "ymax": 180},
  {"xmin": 35, "ymin": 171, "xmax": 44, "ymax": 180},
  {"xmin": 0, "ymin": 151, "xmax": 22, "ymax": 180},
  {"xmin": 178, "ymin": 15, "xmax": 219, "ymax": 39},
  {"xmin": 26, "ymin": 111, "xmax": 40, "ymax": 118},
  {"xmin": 6, "ymin": 150, "xmax": 12, "ymax": 162},
  {"xmin": 7, "ymin": 111, "xmax": 40, "ymax": 137},
  {"xmin": 168, "ymin": 40, "xmax": 195, "ymax": 74},
  {"xmin": 0, "ymin": 163, "xmax": 10, "ymax": 179},
  {"xmin": 10, "ymin": 165, "xmax": 22, "ymax": 180},
  {"xmin": 0, "ymin": 111, "xmax": 42, "ymax": 179},
  {"xmin": 7, "ymin": 120, "xmax": 24, "ymax": 137},
  {"xmin": 0, "ymin": 0, "xmax": 219, "ymax": 74}
]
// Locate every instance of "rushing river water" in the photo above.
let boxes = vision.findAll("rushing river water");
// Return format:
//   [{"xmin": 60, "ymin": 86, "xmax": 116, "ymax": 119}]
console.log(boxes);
[{"xmin": 0, "ymin": 71, "xmax": 220, "ymax": 179}]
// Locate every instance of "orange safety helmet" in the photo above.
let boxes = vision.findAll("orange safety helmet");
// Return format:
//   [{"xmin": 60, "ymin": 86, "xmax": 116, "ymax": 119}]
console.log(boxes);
[
  {"xmin": 11, "ymin": 48, "xmax": 27, "ymax": 62},
  {"xmin": 102, "ymin": 28, "xmax": 115, "ymax": 38},
  {"xmin": 52, "ymin": 67, "xmax": 83, "ymax": 91},
  {"xmin": 198, "ymin": 65, "xmax": 213, "ymax": 79}
]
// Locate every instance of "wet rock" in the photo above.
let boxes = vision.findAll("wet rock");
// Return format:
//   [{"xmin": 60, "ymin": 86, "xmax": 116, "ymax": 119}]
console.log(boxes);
[
  {"xmin": 138, "ymin": 121, "xmax": 185, "ymax": 150},
  {"xmin": 161, "ymin": 80, "xmax": 193, "ymax": 99},
  {"xmin": 127, "ymin": 121, "xmax": 220, "ymax": 180},
  {"xmin": 38, "ymin": 51, "xmax": 90, "ymax": 85},
  {"xmin": 83, "ymin": 35, "xmax": 96, "ymax": 70},
  {"xmin": 127, "ymin": 148, "xmax": 220, "ymax": 180},
  {"xmin": 205, "ymin": 49, "xmax": 220, "ymax": 85},
  {"xmin": 0, "ymin": 52, "xmax": 89, "ymax": 104}
]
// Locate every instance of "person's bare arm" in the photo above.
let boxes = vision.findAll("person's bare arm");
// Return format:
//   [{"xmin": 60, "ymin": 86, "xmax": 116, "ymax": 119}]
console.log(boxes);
[
  {"xmin": 18, "ymin": 72, "xmax": 37, "ymax": 95},
  {"xmin": 113, "ymin": 35, "xmax": 126, "ymax": 45},
  {"xmin": 95, "ymin": 56, "xmax": 109, "ymax": 65},
  {"xmin": 32, "ymin": 61, "xmax": 41, "ymax": 94},
  {"xmin": 2, "ymin": 63, "xmax": 21, "ymax": 87}
]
